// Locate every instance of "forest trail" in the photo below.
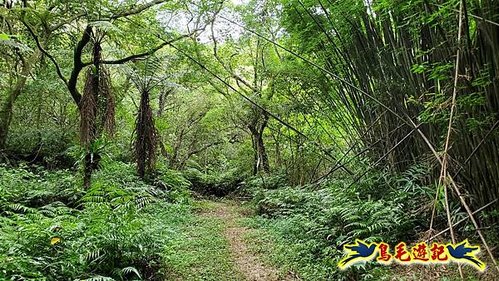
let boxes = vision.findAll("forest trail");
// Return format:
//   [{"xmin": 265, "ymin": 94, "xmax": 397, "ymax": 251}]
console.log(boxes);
[{"xmin": 196, "ymin": 200, "xmax": 295, "ymax": 281}]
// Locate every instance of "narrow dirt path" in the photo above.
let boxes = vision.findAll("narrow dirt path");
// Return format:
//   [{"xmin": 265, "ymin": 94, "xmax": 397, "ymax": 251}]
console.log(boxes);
[{"xmin": 199, "ymin": 200, "xmax": 293, "ymax": 281}]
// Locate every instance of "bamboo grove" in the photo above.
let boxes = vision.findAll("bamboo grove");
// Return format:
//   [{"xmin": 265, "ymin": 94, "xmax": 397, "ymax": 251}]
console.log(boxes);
[{"xmin": 288, "ymin": 0, "xmax": 499, "ymax": 228}]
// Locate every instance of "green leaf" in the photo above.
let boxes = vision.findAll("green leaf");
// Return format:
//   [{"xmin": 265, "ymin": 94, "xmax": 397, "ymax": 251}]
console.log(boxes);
[{"xmin": 121, "ymin": 266, "xmax": 141, "ymax": 278}]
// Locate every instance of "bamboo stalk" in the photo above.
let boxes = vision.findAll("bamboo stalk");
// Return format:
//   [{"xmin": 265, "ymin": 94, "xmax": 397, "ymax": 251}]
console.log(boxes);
[
  {"xmin": 429, "ymin": 199, "xmax": 498, "ymax": 241},
  {"xmin": 438, "ymin": 0, "xmax": 465, "ymax": 277}
]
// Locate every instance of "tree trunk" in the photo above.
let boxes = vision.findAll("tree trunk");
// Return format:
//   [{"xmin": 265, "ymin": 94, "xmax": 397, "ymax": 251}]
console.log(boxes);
[
  {"xmin": 135, "ymin": 89, "xmax": 157, "ymax": 179},
  {"xmin": 250, "ymin": 114, "xmax": 270, "ymax": 175},
  {"xmin": 255, "ymin": 129, "xmax": 270, "ymax": 173},
  {"xmin": 0, "ymin": 90, "xmax": 19, "ymax": 150},
  {"xmin": 0, "ymin": 52, "xmax": 38, "ymax": 150},
  {"xmin": 82, "ymin": 40, "xmax": 102, "ymax": 188}
]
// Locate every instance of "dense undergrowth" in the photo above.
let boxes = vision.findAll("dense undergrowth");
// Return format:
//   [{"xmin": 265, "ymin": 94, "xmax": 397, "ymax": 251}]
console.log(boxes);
[
  {"xmin": 242, "ymin": 168, "xmax": 499, "ymax": 280},
  {"xmin": 1, "ymin": 160, "xmax": 497, "ymax": 280},
  {"xmin": 244, "ymin": 175, "xmax": 422, "ymax": 280},
  {"xmin": 0, "ymin": 161, "xmax": 193, "ymax": 281}
]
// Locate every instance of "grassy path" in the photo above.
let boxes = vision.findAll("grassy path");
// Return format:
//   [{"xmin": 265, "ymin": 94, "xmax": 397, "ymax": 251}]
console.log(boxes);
[{"xmin": 164, "ymin": 199, "xmax": 292, "ymax": 280}]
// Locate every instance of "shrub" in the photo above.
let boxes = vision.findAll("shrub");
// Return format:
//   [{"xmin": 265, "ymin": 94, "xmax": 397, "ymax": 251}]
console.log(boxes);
[
  {"xmin": 183, "ymin": 168, "xmax": 244, "ymax": 197},
  {"xmin": 155, "ymin": 167, "xmax": 192, "ymax": 204},
  {"xmin": 0, "ymin": 164, "xmax": 82, "ymax": 209}
]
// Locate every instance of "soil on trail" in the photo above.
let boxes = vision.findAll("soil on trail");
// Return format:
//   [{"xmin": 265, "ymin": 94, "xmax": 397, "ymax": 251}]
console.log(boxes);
[{"xmin": 199, "ymin": 201, "xmax": 295, "ymax": 281}]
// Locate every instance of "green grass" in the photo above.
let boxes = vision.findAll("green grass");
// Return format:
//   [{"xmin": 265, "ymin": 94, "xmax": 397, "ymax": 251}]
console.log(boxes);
[
  {"xmin": 242, "ymin": 216, "xmax": 339, "ymax": 280},
  {"xmin": 162, "ymin": 201, "xmax": 243, "ymax": 280}
]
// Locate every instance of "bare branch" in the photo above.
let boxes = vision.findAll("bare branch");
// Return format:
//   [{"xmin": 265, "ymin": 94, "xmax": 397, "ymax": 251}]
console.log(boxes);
[
  {"xmin": 187, "ymin": 140, "xmax": 224, "ymax": 158},
  {"xmin": 210, "ymin": 12, "xmax": 258, "ymax": 93},
  {"xmin": 430, "ymin": 3, "xmax": 499, "ymax": 28},
  {"xmin": 429, "ymin": 3, "xmax": 466, "ymax": 277},
  {"xmin": 429, "ymin": 199, "xmax": 498, "ymax": 241}
]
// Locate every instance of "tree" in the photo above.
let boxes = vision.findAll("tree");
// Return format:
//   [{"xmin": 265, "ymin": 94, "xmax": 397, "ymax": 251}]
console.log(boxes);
[
  {"xmin": 17, "ymin": 0, "xmax": 199, "ymax": 185},
  {"xmin": 207, "ymin": 1, "xmax": 282, "ymax": 175}
]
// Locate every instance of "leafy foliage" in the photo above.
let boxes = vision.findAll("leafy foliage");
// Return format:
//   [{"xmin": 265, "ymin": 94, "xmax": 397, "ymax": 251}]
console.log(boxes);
[
  {"xmin": 246, "ymin": 167, "xmax": 440, "ymax": 280},
  {"xmin": 0, "ymin": 162, "xmax": 192, "ymax": 281}
]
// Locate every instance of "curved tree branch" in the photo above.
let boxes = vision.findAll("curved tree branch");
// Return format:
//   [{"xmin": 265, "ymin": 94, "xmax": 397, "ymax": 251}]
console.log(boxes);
[
  {"xmin": 23, "ymin": 1, "xmax": 191, "ymax": 108},
  {"xmin": 100, "ymin": 33, "xmax": 194, "ymax": 65},
  {"xmin": 67, "ymin": 25, "xmax": 92, "ymax": 107},
  {"xmin": 22, "ymin": 20, "xmax": 68, "ymax": 86}
]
